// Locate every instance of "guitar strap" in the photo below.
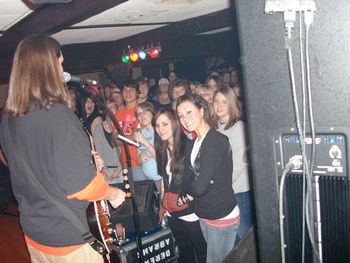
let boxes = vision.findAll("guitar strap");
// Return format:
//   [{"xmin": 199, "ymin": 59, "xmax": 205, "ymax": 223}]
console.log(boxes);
[{"xmin": 7, "ymin": 118, "xmax": 107, "ymax": 255}]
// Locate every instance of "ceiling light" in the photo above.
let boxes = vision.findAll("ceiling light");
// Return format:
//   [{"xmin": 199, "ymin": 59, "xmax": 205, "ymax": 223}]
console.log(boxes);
[
  {"xmin": 139, "ymin": 50, "xmax": 147, "ymax": 60},
  {"xmin": 149, "ymin": 48, "xmax": 160, "ymax": 58},
  {"xmin": 121, "ymin": 43, "xmax": 161, "ymax": 63},
  {"xmin": 129, "ymin": 52, "xmax": 139, "ymax": 62},
  {"xmin": 121, "ymin": 54, "xmax": 130, "ymax": 63}
]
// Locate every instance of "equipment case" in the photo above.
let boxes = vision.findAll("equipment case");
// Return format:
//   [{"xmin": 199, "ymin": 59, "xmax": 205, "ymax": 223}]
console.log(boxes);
[{"xmin": 110, "ymin": 227, "xmax": 177, "ymax": 263}]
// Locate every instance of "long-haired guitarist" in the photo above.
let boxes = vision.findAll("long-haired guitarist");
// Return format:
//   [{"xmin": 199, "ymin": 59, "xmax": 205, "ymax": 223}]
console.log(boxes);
[{"xmin": 0, "ymin": 35, "xmax": 126, "ymax": 263}]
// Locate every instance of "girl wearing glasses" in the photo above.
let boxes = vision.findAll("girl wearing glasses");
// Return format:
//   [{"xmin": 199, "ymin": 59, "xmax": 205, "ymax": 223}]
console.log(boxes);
[{"xmin": 134, "ymin": 102, "xmax": 161, "ymax": 190}]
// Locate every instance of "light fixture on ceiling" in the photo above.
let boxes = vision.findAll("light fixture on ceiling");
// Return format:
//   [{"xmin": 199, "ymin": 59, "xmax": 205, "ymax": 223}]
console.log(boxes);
[
  {"xmin": 149, "ymin": 48, "xmax": 160, "ymax": 58},
  {"xmin": 121, "ymin": 53, "xmax": 130, "ymax": 63},
  {"xmin": 129, "ymin": 51, "xmax": 139, "ymax": 62},
  {"xmin": 121, "ymin": 43, "xmax": 162, "ymax": 63}
]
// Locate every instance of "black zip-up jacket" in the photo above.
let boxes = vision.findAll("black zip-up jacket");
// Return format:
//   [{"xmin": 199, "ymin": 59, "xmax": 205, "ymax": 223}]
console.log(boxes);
[{"xmin": 183, "ymin": 128, "xmax": 237, "ymax": 220}]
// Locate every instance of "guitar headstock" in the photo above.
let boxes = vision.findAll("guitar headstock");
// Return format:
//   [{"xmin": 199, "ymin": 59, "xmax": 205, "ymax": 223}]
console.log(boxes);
[
  {"xmin": 122, "ymin": 168, "xmax": 131, "ymax": 198},
  {"xmin": 81, "ymin": 122, "xmax": 92, "ymax": 137}
]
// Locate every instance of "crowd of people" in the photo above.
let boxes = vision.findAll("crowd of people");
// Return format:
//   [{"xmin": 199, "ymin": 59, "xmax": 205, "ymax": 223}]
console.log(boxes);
[
  {"xmin": 1, "ymin": 34, "xmax": 254, "ymax": 263},
  {"xmin": 66, "ymin": 58, "xmax": 253, "ymax": 263}
]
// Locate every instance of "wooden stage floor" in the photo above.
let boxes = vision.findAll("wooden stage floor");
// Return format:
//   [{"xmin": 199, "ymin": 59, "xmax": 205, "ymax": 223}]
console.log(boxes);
[{"xmin": 0, "ymin": 205, "xmax": 31, "ymax": 263}]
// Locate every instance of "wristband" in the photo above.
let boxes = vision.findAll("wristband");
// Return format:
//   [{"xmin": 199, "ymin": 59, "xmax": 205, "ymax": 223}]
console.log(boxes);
[
  {"xmin": 184, "ymin": 195, "xmax": 191, "ymax": 203},
  {"xmin": 177, "ymin": 194, "xmax": 190, "ymax": 206},
  {"xmin": 182, "ymin": 195, "xmax": 186, "ymax": 204},
  {"xmin": 101, "ymin": 167, "xmax": 109, "ymax": 175},
  {"xmin": 177, "ymin": 196, "xmax": 184, "ymax": 206},
  {"xmin": 146, "ymin": 144, "xmax": 153, "ymax": 150}
]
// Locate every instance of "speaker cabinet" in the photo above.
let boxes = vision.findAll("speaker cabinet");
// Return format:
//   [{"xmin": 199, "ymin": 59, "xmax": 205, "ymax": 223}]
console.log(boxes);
[
  {"xmin": 235, "ymin": 0, "xmax": 350, "ymax": 262},
  {"xmin": 223, "ymin": 227, "xmax": 258, "ymax": 263},
  {"xmin": 110, "ymin": 180, "xmax": 160, "ymax": 233}
]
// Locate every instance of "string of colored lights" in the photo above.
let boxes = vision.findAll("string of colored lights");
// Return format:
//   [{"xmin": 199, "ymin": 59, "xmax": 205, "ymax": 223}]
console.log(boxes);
[{"xmin": 121, "ymin": 45, "xmax": 161, "ymax": 63}]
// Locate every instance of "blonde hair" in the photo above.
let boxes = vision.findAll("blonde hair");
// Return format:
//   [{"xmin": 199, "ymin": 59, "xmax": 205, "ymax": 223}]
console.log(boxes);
[
  {"xmin": 195, "ymin": 84, "xmax": 214, "ymax": 104},
  {"xmin": 4, "ymin": 35, "xmax": 73, "ymax": 117},
  {"xmin": 213, "ymin": 87, "xmax": 242, "ymax": 130}
]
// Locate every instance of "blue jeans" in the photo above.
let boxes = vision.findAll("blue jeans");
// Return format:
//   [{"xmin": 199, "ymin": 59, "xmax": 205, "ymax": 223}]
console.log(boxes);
[
  {"xmin": 199, "ymin": 218, "xmax": 239, "ymax": 263},
  {"xmin": 235, "ymin": 191, "xmax": 254, "ymax": 241}
]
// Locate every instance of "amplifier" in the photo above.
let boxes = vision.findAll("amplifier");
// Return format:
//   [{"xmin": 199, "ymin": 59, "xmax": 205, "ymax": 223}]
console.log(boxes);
[
  {"xmin": 110, "ymin": 180, "xmax": 160, "ymax": 232},
  {"xmin": 110, "ymin": 227, "xmax": 177, "ymax": 263}
]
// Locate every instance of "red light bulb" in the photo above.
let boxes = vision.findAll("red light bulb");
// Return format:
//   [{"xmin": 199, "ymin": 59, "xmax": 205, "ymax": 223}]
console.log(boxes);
[{"xmin": 149, "ymin": 48, "xmax": 160, "ymax": 58}]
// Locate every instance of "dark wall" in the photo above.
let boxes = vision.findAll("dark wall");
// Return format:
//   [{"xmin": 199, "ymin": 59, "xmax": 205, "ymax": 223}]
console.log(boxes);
[
  {"xmin": 235, "ymin": 0, "xmax": 350, "ymax": 262},
  {"xmin": 61, "ymin": 29, "xmax": 240, "ymax": 82}
]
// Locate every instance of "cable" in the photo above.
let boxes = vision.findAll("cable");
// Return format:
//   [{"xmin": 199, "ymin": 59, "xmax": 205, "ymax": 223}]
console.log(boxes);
[
  {"xmin": 284, "ymin": 15, "xmax": 308, "ymax": 263},
  {"xmin": 279, "ymin": 159, "xmax": 302, "ymax": 263},
  {"xmin": 287, "ymin": 44, "xmax": 320, "ymax": 263},
  {"xmin": 285, "ymin": 7, "xmax": 320, "ymax": 263},
  {"xmin": 279, "ymin": 160, "xmax": 298, "ymax": 263},
  {"xmin": 304, "ymin": 10, "xmax": 321, "ymax": 263},
  {"xmin": 305, "ymin": 11, "xmax": 316, "ymax": 185},
  {"xmin": 298, "ymin": 8, "xmax": 307, "ymax": 263},
  {"xmin": 266, "ymin": 2, "xmax": 318, "ymax": 262}
]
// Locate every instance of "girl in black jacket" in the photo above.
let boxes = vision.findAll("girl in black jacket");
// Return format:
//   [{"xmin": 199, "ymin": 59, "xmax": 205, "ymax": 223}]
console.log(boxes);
[
  {"xmin": 154, "ymin": 108, "xmax": 206, "ymax": 263},
  {"xmin": 177, "ymin": 94, "xmax": 240, "ymax": 263}
]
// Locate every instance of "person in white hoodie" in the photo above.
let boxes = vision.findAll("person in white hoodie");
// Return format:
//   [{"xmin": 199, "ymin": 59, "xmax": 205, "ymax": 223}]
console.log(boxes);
[{"xmin": 213, "ymin": 86, "xmax": 254, "ymax": 241}]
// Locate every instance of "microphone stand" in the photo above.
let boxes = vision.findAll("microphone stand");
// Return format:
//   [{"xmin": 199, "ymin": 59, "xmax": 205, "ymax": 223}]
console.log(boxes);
[{"xmin": 72, "ymin": 84, "xmax": 144, "ymax": 263}]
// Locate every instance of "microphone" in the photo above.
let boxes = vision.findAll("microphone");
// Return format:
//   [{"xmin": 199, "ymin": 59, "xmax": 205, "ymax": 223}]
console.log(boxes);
[
  {"xmin": 63, "ymin": 72, "xmax": 97, "ymax": 85},
  {"xmin": 63, "ymin": 72, "xmax": 92, "ymax": 96},
  {"xmin": 117, "ymin": 134, "xmax": 140, "ymax": 148}
]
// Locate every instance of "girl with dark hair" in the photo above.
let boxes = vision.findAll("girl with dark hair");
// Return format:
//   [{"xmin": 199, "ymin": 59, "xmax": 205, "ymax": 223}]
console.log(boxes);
[
  {"xmin": 93, "ymin": 100, "xmax": 122, "ymax": 184},
  {"xmin": 80, "ymin": 96, "xmax": 103, "ymax": 135},
  {"xmin": 176, "ymin": 94, "xmax": 240, "ymax": 263},
  {"xmin": 67, "ymin": 82, "xmax": 82, "ymax": 118},
  {"xmin": 153, "ymin": 109, "xmax": 206, "ymax": 263}
]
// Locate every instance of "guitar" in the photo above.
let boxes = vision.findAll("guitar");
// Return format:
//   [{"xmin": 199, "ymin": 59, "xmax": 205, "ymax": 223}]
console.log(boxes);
[
  {"xmin": 86, "ymin": 200, "xmax": 113, "ymax": 254},
  {"xmin": 86, "ymin": 168, "xmax": 130, "ymax": 254}
]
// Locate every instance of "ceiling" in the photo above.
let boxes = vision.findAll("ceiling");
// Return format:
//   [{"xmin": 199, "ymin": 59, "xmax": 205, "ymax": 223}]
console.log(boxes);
[{"xmin": 0, "ymin": 0, "xmax": 235, "ymax": 81}]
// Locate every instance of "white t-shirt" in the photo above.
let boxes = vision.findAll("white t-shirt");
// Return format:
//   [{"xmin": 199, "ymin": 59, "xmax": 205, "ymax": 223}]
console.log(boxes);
[{"xmin": 217, "ymin": 121, "xmax": 250, "ymax": 193}]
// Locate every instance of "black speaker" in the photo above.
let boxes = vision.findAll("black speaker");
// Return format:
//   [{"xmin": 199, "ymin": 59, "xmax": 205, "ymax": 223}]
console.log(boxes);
[
  {"xmin": 235, "ymin": 0, "xmax": 350, "ymax": 262},
  {"xmin": 223, "ymin": 227, "xmax": 258, "ymax": 263},
  {"xmin": 110, "ymin": 180, "xmax": 160, "ymax": 233}
]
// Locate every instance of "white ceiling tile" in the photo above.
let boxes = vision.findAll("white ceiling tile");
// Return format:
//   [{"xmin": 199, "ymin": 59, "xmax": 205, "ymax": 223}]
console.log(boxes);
[
  {"xmin": 0, "ymin": 0, "xmax": 33, "ymax": 30},
  {"xmin": 52, "ymin": 25, "xmax": 165, "ymax": 45},
  {"xmin": 1, "ymin": 0, "xmax": 230, "ymax": 44}
]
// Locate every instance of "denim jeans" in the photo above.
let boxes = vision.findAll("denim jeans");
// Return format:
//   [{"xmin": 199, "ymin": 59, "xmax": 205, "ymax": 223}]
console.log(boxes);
[
  {"xmin": 235, "ymin": 191, "xmax": 254, "ymax": 241},
  {"xmin": 199, "ymin": 218, "xmax": 239, "ymax": 263}
]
